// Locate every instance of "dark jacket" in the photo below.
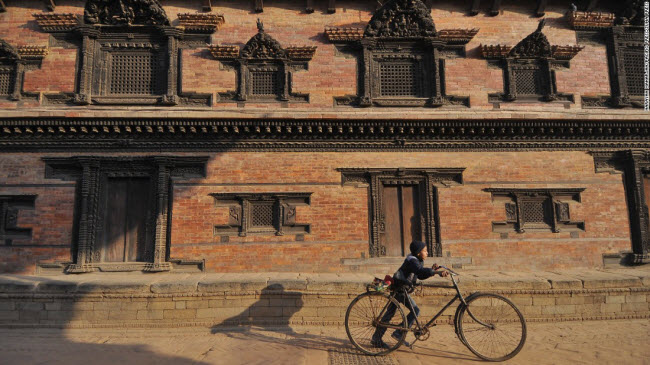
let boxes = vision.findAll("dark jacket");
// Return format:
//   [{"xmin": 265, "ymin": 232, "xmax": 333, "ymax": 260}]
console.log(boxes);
[{"xmin": 394, "ymin": 254, "xmax": 435, "ymax": 287}]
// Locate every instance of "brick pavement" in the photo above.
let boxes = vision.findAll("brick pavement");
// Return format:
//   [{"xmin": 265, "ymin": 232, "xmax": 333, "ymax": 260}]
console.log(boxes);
[{"xmin": 0, "ymin": 319, "xmax": 648, "ymax": 364}]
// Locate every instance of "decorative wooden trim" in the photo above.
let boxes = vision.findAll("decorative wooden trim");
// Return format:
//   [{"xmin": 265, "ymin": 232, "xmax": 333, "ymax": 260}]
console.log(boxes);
[
  {"xmin": 177, "ymin": 13, "xmax": 225, "ymax": 33},
  {"xmin": 42, "ymin": 156, "xmax": 208, "ymax": 273},
  {"xmin": 32, "ymin": 13, "xmax": 78, "ymax": 32},
  {"xmin": 568, "ymin": 11, "xmax": 615, "ymax": 30},
  {"xmin": 209, "ymin": 20, "xmax": 315, "ymax": 103},
  {"xmin": 593, "ymin": 150, "xmax": 650, "ymax": 258},
  {"xmin": 437, "ymin": 29, "xmax": 479, "ymax": 44},
  {"xmin": 0, "ymin": 195, "xmax": 37, "ymax": 246},
  {"xmin": 324, "ymin": 27, "xmax": 363, "ymax": 42},
  {"xmin": 485, "ymin": 188, "xmax": 585, "ymax": 234},
  {"xmin": 338, "ymin": 168, "xmax": 464, "ymax": 257},
  {"xmin": 3, "ymin": 117, "xmax": 650, "ymax": 151},
  {"xmin": 479, "ymin": 44, "xmax": 512, "ymax": 58},
  {"xmin": 210, "ymin": 192, "xmax": 311, "ymax": 237}
]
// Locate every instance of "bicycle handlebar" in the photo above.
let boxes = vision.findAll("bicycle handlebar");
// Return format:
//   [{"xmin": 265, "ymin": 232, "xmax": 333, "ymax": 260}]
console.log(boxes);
[{"xmin": 436, "ymin": 265, "xmax": 459, "ymax": 276}]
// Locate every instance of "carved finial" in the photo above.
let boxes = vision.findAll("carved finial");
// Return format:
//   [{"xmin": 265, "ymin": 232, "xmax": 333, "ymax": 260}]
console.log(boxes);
[
  {"xmin": 257, "ymin": 18, "xmax": 264, "ymax": 33},
  {"xmin": 536, "ymin": 19, "xmax": 546, "ymax": 32}
]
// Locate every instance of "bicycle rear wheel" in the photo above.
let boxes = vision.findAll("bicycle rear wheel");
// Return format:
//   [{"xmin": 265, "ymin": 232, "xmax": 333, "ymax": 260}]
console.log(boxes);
[
  {"xmin": 457, "ymin": 293, "xmax": 527, "ymax": 362},
  {"xmin": 345, "ymin": 291, "xmax": 407, "ymax": 356}
]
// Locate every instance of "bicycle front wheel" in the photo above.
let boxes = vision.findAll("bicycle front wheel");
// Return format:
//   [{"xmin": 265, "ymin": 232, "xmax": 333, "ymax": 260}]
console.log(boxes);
[
  {"xmin": 457, "ymin": 293, "xmax": 527, "ymax": 362},
  {"xmin": 345, "ymin": 291, "xmax": 407, "ymax": 356}
]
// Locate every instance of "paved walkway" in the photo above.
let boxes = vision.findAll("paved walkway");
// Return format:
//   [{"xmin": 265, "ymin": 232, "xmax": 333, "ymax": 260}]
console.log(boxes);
[{"xmin": 0, "ymin": 319, "xmax": 648, "ymax": 365}]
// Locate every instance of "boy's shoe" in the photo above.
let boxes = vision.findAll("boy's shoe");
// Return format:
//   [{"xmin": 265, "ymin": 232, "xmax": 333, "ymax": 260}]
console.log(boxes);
[
  {"xmin": 391, "ymin": 332, "xmax": 410, "ymax": 347},
  {"xmin": 370, "ymin": 339, "xmax": 389, "ymax": 349}
]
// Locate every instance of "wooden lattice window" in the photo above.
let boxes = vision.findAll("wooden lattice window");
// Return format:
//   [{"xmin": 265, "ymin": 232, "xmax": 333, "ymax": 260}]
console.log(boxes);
[
  {"xmin": 211, "ymin": 193, "xmax": 311, "ymax": 238},
  {"xmin": 622, "ymin": 48, "xmax": 644, "ymax": 97},
  {"xmin": 379, "ymin": 61, "xmax": 422, "ymax": 97},
  {"xmin": 108, "ymin": 52, "xmax": 165, "ymax": 96},
  {"xmin": 513, "ymin": 67, "xmax": 545, "ymax": 96},
  {"xmin": 486, "ymin": 188, "xmax": 585, "ymax": 235},
  {"xmin": 0, "ymin": 67, "xmax": 14, "ymax": 96},
  {"xmin": 251, "ymin": 70, "xmax": 281, "ymax": 96}
]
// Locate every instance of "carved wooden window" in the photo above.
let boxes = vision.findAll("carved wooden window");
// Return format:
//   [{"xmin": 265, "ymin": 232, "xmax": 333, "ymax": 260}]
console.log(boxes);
[
  {"xmin": 43, "ymin": 156, "xmax": 208, "ymax": 273},
  {"xmin": 379, "ymin": 60, "xmax": 423, "ymax": 97},
  {"xmin": 0, "ymin": 195, "xmax": 36, "ymax": 246},
  {"xmin": 34, "ymin": 4, "xmax": 221, "ymax": 106},
  {"xmin": 0, "ymin": 66, "xmax": 14, "ymax": 95},
  {"xmin": 481, "ymin": 20, "xmax": 581, "ymax": 104},
  {"xmin": 211, "ymin": 193, "xmax": 311, "ymax": 238},
  {"xmin": 0, "ymin": 39, "xmax": 46, "ymax": 101},
  {"xmin": 621, "ymin": 48, "xmax": 644, "ymax": 96},
  {"xmin": 486, "ymin": 188, "xmax": 585, "ymax": 235},
  {"xmin": 209, "ymin": 21, "xmax": 315, "ymax": 104},
  {"xmin": 325, "ymin": 0, "xmax": 475, "ymax": 107},
  {"xmin": 108, "ymin": 50, "xmax": 166, "ymax": 96}
]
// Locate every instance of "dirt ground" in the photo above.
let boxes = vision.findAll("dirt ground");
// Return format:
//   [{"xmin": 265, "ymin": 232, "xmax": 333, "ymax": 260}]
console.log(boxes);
[{"xmin": 0, "ymin": 319, "xmax": 648, "ymax": 365}]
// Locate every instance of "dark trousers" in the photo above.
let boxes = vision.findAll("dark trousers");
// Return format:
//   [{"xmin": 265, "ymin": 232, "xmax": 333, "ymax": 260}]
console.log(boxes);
[{"xmin": 372, "ymin": 291, "xmax": 420, "ymax": 341}]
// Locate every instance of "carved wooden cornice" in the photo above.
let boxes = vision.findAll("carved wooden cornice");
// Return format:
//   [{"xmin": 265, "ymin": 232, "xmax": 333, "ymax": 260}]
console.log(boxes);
[
  {"xmin": 285, "ymin": 46, "xmax": 317, "ymax": 61},
  {"xmin": 177, "ymin": 13, "xmax": 225, "ymax": 33},
  {"xmin": 437, "ymin": 29, "xmax": 479, "ymax": 44},
  {"xmin": 32, "ymin": 13, "xmax": 78, "ymax": 32},
  {"xmin": 324, "ymin": 27, "xmax": 364, "ymax": 42},
  {"xmin": 208, "ymin": 45, "xmax": 239, "ymax": 59},
  {"xmin": 568, "ymin": 11, "xmax": 615, "ymax": 30},
  {"xmin": 2, "ymin": 117, "xmax": 650, "ymax": 151},
  {"xmin": 479, "ymin": 45, "xmax": 512, "ymax": 59}
]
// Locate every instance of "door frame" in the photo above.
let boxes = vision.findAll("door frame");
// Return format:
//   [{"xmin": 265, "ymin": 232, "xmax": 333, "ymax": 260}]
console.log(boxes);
[
  {"xmin": 43, "ymin": 156, "xmax": 208, "ymax": 273},
  {"xmin": 338, "ymin": 168, "xmax": 464, "ymax": 258}
]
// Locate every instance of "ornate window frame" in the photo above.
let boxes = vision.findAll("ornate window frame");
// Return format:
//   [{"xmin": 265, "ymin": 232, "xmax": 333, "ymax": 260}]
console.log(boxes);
[
  {"xmin": 42, "ymin": 156, "xmax": 208, "ymax": 273},
  {"xmin": 485, "ymin": 188, "xmax": 585, "ymax": 236},
  {"xmin": 34, "ymin": 2, "xmax": 223, "ymax": 106},
  {"xmin": 325, "ymin": 0, "xmax": 476, "ymax": 107},
  {"xmin": 570, "ymin": 3, "xmax": 646, "ymax": 108},
  {"xmin": 481, "ymin": 20, "xmax": 582, "ymax": 105},
  {"xmin": 338, "ymin": 168, "xmax": 464, "ymax": 257},
  {"xmin": 210, "ymin": 192, "xmax": 311, "ymax": 239},
  {"xmin": 0, "ymin": 195, "xmax": 37, "ymax": 246},
  {"xmin": 209, "ymin": 20, "xmax": 316, "ymax": 104},
  {"xmin": 593, "ymin": 150, "xmax": 650, "ymax": 263},
  {"xmin": 0, "ymin": 40, "xmax": 47, "ymax": 101}
]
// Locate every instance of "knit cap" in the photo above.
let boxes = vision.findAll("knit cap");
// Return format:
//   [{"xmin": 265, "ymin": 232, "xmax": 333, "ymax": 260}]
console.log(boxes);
[{"xmin": 409, "ymin": 240, "xmax": 426, "ymax": 255}]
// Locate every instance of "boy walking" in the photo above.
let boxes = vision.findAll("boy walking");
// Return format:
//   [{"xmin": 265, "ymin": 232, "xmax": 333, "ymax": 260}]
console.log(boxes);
[{"xmin": 371, "ymin": 240, "xmax": 448, "ymax": 348}]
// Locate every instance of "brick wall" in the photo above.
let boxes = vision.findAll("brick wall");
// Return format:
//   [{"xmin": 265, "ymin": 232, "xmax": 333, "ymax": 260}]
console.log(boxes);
[
  {"xmin": 0, "ymin": 151, "xmax": 632, "ymax": 273},
  {"xmin": 0, "ymin": 0, "xmax": 614, "ymax": 109}
]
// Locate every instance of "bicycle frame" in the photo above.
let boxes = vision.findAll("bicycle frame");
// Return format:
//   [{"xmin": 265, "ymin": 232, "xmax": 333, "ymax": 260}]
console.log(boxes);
[{"xmin": 375, "ymin": 272, "xmax": 494, "ymax": 334}]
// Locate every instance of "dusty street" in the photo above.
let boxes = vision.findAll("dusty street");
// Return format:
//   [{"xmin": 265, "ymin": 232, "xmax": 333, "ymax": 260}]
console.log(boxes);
[{"xmin": 0, "ymin": 319, "xmax": 648, "ymax": 365}]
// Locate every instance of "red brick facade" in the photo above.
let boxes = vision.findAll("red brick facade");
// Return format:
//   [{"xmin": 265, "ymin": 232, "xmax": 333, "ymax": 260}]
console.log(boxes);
[{"xmin": 0, "ymin": 0, "xmax": 648, "ymax": 274}]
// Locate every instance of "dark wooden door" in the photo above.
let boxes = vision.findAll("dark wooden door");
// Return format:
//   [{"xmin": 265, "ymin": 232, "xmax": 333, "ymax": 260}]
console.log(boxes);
[
  {"xmin": 644, "ymin": 176, "xmax": 650, "ymax": 233},
  {"xmin": 382, "ymin": 184, "xmax": 423, "ymax": 256},
  {"xmin": 102, "ymin": 177, "xmax": 151, "ymax": 262}
]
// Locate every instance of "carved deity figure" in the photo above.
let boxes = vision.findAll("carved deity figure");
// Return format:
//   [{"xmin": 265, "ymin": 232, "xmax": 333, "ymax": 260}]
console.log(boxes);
[
  {"xmin": 364, "ymin": 0, "xmax": 436, "ymax": 38},
  {"xmin": 509, "ymin": 20, "xmax": 552, "ymax": 58},
  {"xmin": 84, "ymin": 0, "xmax": 170, "ymax": 26},
  {"xmin": 240, "ymin": 20, "xmax": 286, "ymax": 59}
]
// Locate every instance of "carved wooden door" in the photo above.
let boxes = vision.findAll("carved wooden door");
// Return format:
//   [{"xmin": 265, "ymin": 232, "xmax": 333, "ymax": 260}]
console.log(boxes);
[
  {"xmin": 382, "ymin": 184, "xmax": 423, "ymax": 256},
  {"xmin": 101, "ymin": 177, "xmax": 151, "ymax": 262},
  {"xmin": 644, "ymin": 176, "xmax": 650, "ymax": 234}
]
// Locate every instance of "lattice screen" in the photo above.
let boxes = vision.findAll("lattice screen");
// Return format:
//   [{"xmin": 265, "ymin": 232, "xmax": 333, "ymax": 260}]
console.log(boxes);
[
  {"xmin": 0, "ymin": 69, "xmax": 13, "ymax": 96},
  {"xmin": 379, "ymin": 62, "xmax": 421, "ymax": 97},
  {"xmin": 109, "ymin": 52, "xmax": 163, "ymax": 95},
  {"xmin": 521, "ymin": 200, "xmax": 551, "ymax": 226},
  {"xmin": 623, "ymin": 50, "xmax": 644, "ymax": 96},
  {"xmin": 251, "ymin": 71, "xmax": 281, "ymax": 96},
  {"xmin": 514, "ymin": 68, "xmax": 544, "ymax": 95},
  {"xmin": 251, "ymin": 203, "xmax": 275, "ymax": 227}
]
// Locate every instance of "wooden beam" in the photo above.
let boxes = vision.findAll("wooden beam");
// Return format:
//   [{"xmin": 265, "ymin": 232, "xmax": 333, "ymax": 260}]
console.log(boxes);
[
  {"xmin": 489, "ymin": 0, "xmax": 501, "ymax": 16},
  {"xmin": 535, "ymin": 0, "xmax": 547, "ymax": 17},
  {"xmin": 202, "ymin": 0, "xmax": 212, "ymax": 12},
  {"xmin": 469, "ymin": 0, "xmax": 481, "ymax": 16},
  {"xmin": 306, "ymin": 0, "xmax": 314, "ymax": 13},
  {"xmin": 0, "ymin": 0, "xmax": 6, "ymax": 13},
  {"xmin": 327, "ymin": 0, "xmax": 335, "ymax": 13},
  {"xmin": 254, "ymin": 0, "xmax": 263, "ymax": 13},
  {"xmin": 586, "ymin": 0, "xmax": 599, "ymax": 11}
]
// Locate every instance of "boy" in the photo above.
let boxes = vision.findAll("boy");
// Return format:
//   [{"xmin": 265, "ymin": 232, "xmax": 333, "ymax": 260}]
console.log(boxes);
[{"xmin": 371, "ymin": 240, "xmax": 448, "ymax": 348}]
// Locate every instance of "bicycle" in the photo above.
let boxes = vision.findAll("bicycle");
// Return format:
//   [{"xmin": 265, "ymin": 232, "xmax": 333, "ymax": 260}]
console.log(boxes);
[{"xmin": 344, "ymin": 266, "xmax": 527, "ymax": 361}]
